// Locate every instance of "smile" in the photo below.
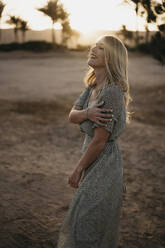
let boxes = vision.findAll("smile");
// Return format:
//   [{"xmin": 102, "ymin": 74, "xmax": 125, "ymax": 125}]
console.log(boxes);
[{"xmin": 90, "ymin": 53, "xmax": 97, "ymax": 59}]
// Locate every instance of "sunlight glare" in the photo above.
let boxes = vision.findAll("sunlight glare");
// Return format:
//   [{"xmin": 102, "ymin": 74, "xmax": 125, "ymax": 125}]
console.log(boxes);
[{"xmin": 1, "ymin": 0, "xmax": 160, "ymax": 32}]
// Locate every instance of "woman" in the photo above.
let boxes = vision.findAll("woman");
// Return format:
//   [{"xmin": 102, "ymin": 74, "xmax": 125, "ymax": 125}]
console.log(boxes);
[{"xmin": 57, "ymin": 35, "xmax": 131, "ymax": 248}]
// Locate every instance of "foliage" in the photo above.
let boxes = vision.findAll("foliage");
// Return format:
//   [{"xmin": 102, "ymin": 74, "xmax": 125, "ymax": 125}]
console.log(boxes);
[
  {"xmin": 117, "ymin": 25, "xmax": 134, "ymax": 45},
  {"xmin": 19, "ymin": 20, "xmax": 29, "ymax": 32},
  {"xmin": 0, "ymin": 0, "xmax": 5, "ymax": 18},
  {"xmin": 69, "ymin": 44, "xmax": 90, "ymax": 51},
  {"xmin": 19, "ymin": 19, "xmax": 29, "ymax": 42},
  {"xmin": 37, "ymin": 0, "xmax": 69, "ymax": 44},
  {"xmin": 6, "ymin": 16, "xmax": 29, "ymax": 42},
  {"xmin": 6, "ymin": 16, "xmax": 21, "ymax": 42},
  {"xmin": 0, "ymin": 1, "xmax": 5, "ymax": 42},
  {"xmin": 61, "ymin": 19, "xmax": 74, "ymax": 45},
  {"xmin": 123, "ymin": 0, "xmax": 142, "ymax": 45},
  {"xmin": 158, "ymin": 23, "xmax": 165, "ymax": 33},
  {"xmin": 123, "ymin": 0, "xmax": 165, "ymax": 43},
  {"xmin": 38, "ymin": 0, "xmax": 68, "ymax": 24},
  {"xmin": 0, "ymin": 41, "xmax": 67, "ymax": 52},
  {"xmin": 6, "ymin": 15, "xmax": 21, "ymax": 27},
  {"xmin": 137, "ymin": 31, "xmax": 165, "ymax": 64}
]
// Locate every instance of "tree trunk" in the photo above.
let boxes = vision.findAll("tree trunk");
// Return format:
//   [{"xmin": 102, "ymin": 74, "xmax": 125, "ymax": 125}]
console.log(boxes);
[
  {"xmin": 52, "ymin": 21, "xmax": 55, "ymax": 45},
  {"xmin": 135, "ymin": 3, "xmax": 139, "ymax": 46},
  {"xmin": 0, "ymin": 19, "xmax": 1, "ymax": 44},
  {"xmin": 145, "ymin": 24, "xmax": 149, "ymax": 43},
  {"xmin": 14, "ymin": 28, "xmax": 18, "ymax": 43},
  {"xmin": 0, "ymin": 28, "xmax": 1, "ymax": 43},
  {"xmin": 22, "ymin": 31, "xmax": 25, "ymax": 43}
]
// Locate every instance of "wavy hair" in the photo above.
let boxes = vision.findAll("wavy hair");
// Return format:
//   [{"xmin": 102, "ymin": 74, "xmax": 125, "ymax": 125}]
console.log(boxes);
[{"xmin": 84, "ymin": 35, "xmax": 132, "ymax": 123}]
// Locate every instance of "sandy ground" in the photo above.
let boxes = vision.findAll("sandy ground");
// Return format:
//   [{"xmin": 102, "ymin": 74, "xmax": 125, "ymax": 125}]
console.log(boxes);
[{"xmin": 0, "ymin": 50, "xmax": 164, "ymax": 248}]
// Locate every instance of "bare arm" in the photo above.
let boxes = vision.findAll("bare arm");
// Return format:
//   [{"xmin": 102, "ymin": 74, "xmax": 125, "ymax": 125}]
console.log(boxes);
[
  {"xmin": 68, "ymin": 105, "xmax": 87, "ymax": 124},
  {"xmin": 68, "ymin": 102, "xmax": 113, "ymax": 126},
  {"xmin": 75, "ymin": 127, "xmax": 110, "ymax": 173},
  {"xmin": 68, "ymin": 127, "xmax": 110, "ymax": 188}
]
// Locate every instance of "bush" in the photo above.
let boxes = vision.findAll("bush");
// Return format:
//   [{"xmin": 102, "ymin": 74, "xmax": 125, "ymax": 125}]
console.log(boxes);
[
  {"xmin": 0, "ymin": 41, "xmax": 62, "ymax": 52},
  {"xmin": 137, "ymin": 32, "xmax": 165, "ymax": 65},
  {"xmin": 0, "ymin": 42, "xmax": 21, "ymax": 51},
  {"xmin": 21, "ymin": 41, "xmax": 53, "ymax": 52},
  {"xmin": 69, "ymin": 44, "xmax": 90, "ymax": 51}
]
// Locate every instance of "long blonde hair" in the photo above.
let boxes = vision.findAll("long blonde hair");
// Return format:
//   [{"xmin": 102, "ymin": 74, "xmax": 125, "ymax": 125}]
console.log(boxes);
[{"xmin": 84, "ymin": 35, "xmax": 132, "ymax": 123}]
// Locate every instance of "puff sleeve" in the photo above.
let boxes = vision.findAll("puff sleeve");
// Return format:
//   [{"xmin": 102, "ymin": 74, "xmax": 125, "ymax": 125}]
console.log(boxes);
[
  {"xmin": 74, "ymin": 86, "xmax": 91, "ymax": 109},
  {"xmin": 92, "ymin": 85, "xmax": 124, "ymax": 133}
]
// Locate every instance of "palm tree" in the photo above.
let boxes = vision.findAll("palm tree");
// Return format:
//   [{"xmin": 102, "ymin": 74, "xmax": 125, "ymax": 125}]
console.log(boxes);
[
  {"xmin": 141, "ymin": 0, "xmax": 156, "ymax": 43},
  {"xmin": 19, "ymin": 20, "xmax": 29, "ymax": 43},
  {"xmin": 61, "ymin": 19, "xmax": 73, "ymax": 45},
  {"xmin": 0, "ymin": 1, "xmax": 5, "ymax": 43},
  {"xmin": 123, "ymin": 0, "xmax": 141, "ymax": 45},
  {"xmin": 37, "ymin": 0, "xmax": 69, "ymax": 45},
  {"xmin": 6, "ymin": 15, "xmax": 21, "ymax": 42},
  {"xmin": 117, "ymin": 25, "xmax": 133, "ymax": 45}
]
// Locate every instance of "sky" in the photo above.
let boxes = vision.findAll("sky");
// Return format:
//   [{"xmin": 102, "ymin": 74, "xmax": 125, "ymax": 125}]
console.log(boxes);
[{"xmin": 1, "ymin": 0, "xmax": 162, "ymax": 33}]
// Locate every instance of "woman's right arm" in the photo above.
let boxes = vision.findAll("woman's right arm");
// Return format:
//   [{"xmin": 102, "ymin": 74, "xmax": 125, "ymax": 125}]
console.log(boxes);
[
  {"xmin": 68, "ymin": 102, "xmax": 113, "ymax": 126},
  {"xmin": 68, "ymin": 105, "xmax": 87, "ymax": 124}
]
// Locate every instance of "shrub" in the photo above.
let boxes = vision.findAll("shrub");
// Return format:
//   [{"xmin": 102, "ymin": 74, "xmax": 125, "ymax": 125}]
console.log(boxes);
[
  {"xmin": 137, "ymin": 32, "xmax": 165, "ymax": 65},
  {"xmin": 0, "ymin": 41, "xmax": 59, "ymax": 52}
]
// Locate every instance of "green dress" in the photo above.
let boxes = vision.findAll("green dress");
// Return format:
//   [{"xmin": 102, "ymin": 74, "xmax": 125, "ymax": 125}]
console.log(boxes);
[{"xmin": 57, "ymin": 84, "xmax": 126, "ymax": 248}]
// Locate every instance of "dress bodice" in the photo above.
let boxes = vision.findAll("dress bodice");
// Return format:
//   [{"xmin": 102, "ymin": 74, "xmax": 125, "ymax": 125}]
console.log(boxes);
[{"xmin": 74, "ymin": 84, "xmax": 126, "ymax": 142}]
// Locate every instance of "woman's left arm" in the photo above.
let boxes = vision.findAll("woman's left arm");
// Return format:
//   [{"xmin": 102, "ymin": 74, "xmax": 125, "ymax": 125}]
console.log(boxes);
[
  {"xmin": 68, "ymin": 127, "xmax": 110, "ymax": 188},
  {"xmin": 68, "ymin": 85, "xmax": 124, "ymax": 188}
]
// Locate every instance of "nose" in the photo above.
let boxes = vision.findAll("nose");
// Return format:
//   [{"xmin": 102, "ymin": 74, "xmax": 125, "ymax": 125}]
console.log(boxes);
[{"xmin": 91, "ymin": 45, "xmax": 96, "ymax": 53}]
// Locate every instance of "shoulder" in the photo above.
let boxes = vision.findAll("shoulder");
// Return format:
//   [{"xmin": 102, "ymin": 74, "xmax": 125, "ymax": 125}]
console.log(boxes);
[
  {"xmin": 86, "ymin": 84, "xmax": 93, "ymax": 91},
  {"xmin": 82, "ymin": 84, "xmax": 92, "ymax": 94},
  {"xmin": 78, "ymin": 84, "xmax": 92, "ymax": 96},
  {"xmin": 101, "ymin": 84, "xmax": 123, "ymax": 97}
]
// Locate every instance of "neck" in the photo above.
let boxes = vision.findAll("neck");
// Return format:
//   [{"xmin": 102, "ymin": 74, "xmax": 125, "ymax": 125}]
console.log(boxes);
[{"xmin": 94, "ymin": 67, "xmax": 106, "ymax": 88}]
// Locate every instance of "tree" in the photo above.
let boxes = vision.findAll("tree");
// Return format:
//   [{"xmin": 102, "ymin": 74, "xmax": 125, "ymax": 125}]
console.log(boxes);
[
  {"xmin": 0, "ymin": 1, "xmax": 5, "ymax": 43},
  {"xmin": 6, "ymin": 16, "xmax": 21, "ymax": 42},
  {"xmin": 141, "ymin": 0, "xmax": 157, "ymax": 43},
  {"xmin": 154, "ymin": 1, "xmax": 165, "ymax": 34},
  {"xmin": 61, "ymin": 19, "xmax": 73, "ymax": 45},
  {"xmin": 37, "ymin": 0, "xmax": 69, "ymax": 45},
  {"xmin": 124, "ymin": 0, "xmax": 165, "ymax": 44},
  {"xmin": 132, "ymin": 0, "xmax": 142, "ymax": 44},
  {"xmin": 19, "ymin": 20, "xmax": 29, "ymax": 43},
  {"xmin": 117, "ymin": 25, "xmax": 134, "ymax": 46},
  {"xmin": 123, "ymin": 0, "xmax": 142, "ymax": 45}
]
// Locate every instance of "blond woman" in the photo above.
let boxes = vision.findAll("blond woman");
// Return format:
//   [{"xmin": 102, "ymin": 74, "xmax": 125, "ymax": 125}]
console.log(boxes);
[{"xmin": 57, "ymin": 35, "xmax": 131, "ymax": 248}]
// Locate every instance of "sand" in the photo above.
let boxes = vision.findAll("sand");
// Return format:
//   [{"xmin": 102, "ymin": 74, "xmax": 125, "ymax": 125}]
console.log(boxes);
[{"xmin": 0, "ymin": 50, "xmax": 164, "ymax": 248}]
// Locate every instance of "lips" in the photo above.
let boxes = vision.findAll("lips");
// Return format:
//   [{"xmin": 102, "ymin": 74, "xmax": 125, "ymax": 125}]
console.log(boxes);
[{"xmin": 90, "ymin": 53, "xmax": 97, "ymax": 59}]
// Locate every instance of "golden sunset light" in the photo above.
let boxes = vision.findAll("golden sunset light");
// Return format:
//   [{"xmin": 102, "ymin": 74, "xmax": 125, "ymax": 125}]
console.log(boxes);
[
  {"xmin": 0, "ymin": 0, "xmax": 165, "ymax": 247},
  {"xmin": 1, "ymin": 0, "xmax": 161, "ymax": 33}
]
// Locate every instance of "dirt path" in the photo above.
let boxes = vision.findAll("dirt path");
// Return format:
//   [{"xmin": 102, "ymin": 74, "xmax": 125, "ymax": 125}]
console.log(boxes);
[{"xmin": 0, "ymin": 51, "xmax": 164, "ymax": 248}]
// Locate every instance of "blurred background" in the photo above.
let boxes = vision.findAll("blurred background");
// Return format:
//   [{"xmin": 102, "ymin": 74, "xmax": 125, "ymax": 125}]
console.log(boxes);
[{"xmin": 0, "ymin": 1, "xmax": 164, "ymax": 248}]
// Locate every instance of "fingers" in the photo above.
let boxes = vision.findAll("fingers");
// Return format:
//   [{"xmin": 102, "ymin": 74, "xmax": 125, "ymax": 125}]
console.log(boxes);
[
  {"xmin": 99, "ymin": 113, "xmax": 113, "ymax": 118},
  {"xmin": 97, "ymin": 117, "xmax": 112, "ymax": 122},
  {"xmin": 68, "ymin": 179, "xmax": 77, "ymax": 188},
  {"xmin": 96, "ymin": 101, "xmax": 105, "ymax": 107},
  {"xmin": 70, "ymin": 182, "xmax": 78, "ymax": 188},
  {"xmin": 100, "ymin": 108, "xmax": 113, "ymax": 113},
  {"xmin": 68, "ymin": 176, "xmax": 79, "ymax": 188},
  {"xmin": 95, "ymin": 120, "xmax": 108, "ymax": 127},
  {"xmin": 96, "ymin": 104, "xmax": 113, "ymax": 113}
]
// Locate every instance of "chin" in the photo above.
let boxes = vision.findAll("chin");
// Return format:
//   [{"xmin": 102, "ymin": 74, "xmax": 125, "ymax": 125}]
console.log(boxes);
[{"xmin": 87, "ymin": 59, "xmax": 95, "ymax": 68}]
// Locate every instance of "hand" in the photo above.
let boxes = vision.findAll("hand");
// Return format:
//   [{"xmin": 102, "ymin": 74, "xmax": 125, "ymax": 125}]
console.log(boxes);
[
  {"xmin": 68, "ymin": 167, "xmax": 83, "ymax": 188},
  {"xmin": 87, "ymin": 101, "xmax": 113, "ymax": 126}
]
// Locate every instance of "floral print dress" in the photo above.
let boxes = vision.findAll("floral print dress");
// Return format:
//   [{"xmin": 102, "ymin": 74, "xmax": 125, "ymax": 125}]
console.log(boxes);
[{"xmin": 57, "ymin": 83, "xmax": 126, "ymax": 248}]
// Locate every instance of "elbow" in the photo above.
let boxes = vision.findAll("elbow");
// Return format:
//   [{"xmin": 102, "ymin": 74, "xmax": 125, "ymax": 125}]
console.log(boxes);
[
  {"xmin": 92, "ymin": 138, "xmax": 107, "ymax": 150},
  {"xmin": 68, "ymin": 111, "xmax": 76, "ymax": 123},
  {"xmin": 68, "ymin": 112, "xmax": 73, "ymax": 123}
]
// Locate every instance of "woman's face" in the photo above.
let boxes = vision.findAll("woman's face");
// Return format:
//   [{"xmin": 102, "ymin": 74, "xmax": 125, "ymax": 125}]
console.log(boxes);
[{"xmin": 88, "ymin": 39, "xmax": 105, "ymax": 68}]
